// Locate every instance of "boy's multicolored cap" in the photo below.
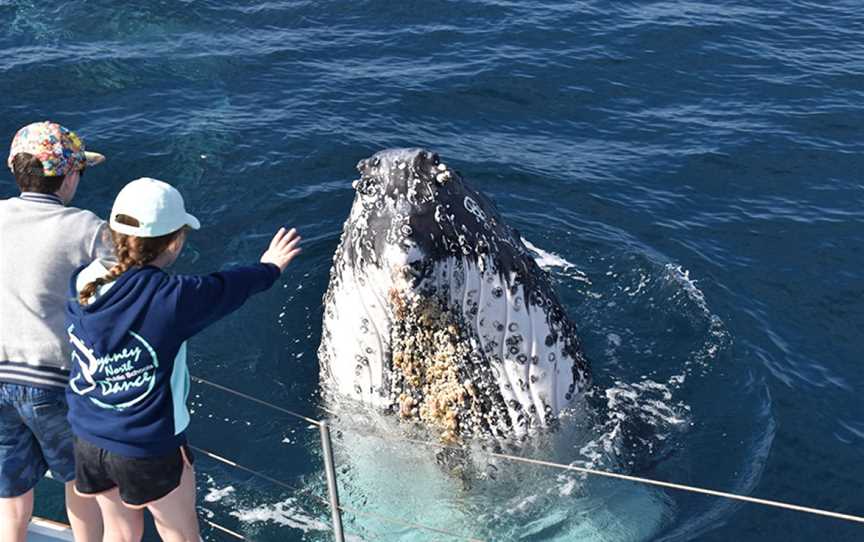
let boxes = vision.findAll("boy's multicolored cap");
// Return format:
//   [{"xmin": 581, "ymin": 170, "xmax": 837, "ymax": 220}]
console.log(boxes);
[{"xmin": 7, "ymin": 121, "xmax": 105, "ymax": 177}]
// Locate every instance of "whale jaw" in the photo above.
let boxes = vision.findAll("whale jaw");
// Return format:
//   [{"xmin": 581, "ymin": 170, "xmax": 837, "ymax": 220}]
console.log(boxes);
[
  {"xmin": 319, "ymin": 148, "xmax": 591, "ymax": 441},
  {"xmin": 319, "ymin": 251, "xmax": 589, "ymax": 442}
]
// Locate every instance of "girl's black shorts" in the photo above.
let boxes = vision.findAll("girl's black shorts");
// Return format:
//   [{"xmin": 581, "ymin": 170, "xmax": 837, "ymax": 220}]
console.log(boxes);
[{"xmin": 72, "ymin": 436, "xmax": 194, "ymax": 507}]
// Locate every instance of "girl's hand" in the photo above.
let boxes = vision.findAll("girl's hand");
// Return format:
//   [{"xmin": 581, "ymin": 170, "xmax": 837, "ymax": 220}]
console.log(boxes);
[{"xmin": 261, "ymin": 227, "xmax": 302, "ymax": 272}]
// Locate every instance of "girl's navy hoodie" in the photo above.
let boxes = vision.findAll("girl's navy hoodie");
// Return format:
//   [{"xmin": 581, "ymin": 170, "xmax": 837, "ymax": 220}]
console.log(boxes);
[{"xmin": 65, "ymin": 262, "xmax": 280, "ymax": 457}]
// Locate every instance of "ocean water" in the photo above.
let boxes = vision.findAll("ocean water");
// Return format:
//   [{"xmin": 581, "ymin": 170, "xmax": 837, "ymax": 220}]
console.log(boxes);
[{"xmin": 1, "ymin": 1, "xmax": 862, "ymax": 540}]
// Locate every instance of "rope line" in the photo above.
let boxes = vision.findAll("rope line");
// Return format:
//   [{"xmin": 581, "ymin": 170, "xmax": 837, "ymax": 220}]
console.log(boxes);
[
  {"xmin": 397, "ymin": 436, "xmax": 864, "ymax": 525},
  {"xmin": 189, "ymin": 377, "xmax": 864, "ymax": 527},
  {"xmin": 191, "ymin": 375, "xmax": 321, "ymax": 426},
  {"xmin": 489, "ymin": 452, "xmax": 864, "ymax": 524},
  {"xmin": 191, "ymin": 445, "xmax": 304, "ymax": 494},
  {"xmin": 192, "ymin": 445, "xmax": 485, "ymax": 541},
  {"xmin": 201, "ymin": 519, "xmax": 246, "ymax": 540},
  {"xmin": 336, "ymin": 503, "xmax": 485, "ymax": 542}
]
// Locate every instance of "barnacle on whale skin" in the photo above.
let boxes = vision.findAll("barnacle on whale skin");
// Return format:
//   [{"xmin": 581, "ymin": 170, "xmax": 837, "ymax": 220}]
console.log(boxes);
[{"xmin": 388, "ymin": 289, "xmax": 478, "ymax": 443}]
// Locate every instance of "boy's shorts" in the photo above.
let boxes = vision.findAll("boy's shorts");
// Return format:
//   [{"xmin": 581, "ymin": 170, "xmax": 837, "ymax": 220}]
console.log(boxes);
[
  {"xmin": 73, "ymin": 437, "xmax": 194, "ymax": 508},
  {"xmin": 0, "ymin": 383, "xmax": 76, "ymax": 497}
]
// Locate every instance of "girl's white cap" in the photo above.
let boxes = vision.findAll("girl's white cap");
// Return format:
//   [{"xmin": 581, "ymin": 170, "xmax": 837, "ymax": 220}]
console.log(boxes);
[{"xmin": 109, "ymin": 177, "xmax": 201, "ymax": 237}]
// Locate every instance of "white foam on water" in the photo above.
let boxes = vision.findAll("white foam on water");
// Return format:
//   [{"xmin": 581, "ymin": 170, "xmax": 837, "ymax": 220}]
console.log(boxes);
[
  {"xmin": 625, "ymin": 272, "xmax": 651, "ymax": 297},
  {"xmin": 605, "ymin": 260, "xmax": 732, "ymax": 386},
  {"xmin": 577, "ymin": 378, "xmax": 690, "ymax": 471},
  {"xmin": 522, "ymin": 238, "xmax": 575, "ymax": 269},
  {"xmin": 663, "ymin": 264, "xmax": 731, "ymax": 378},
  {"xmin": 522, "ymin": 238, "xmax": 591, "ymax": 283},
  {"xmin": 557, "ymin": 473, "xmax": 579, "ymax": 497},
  {"xmin": 664, "ymin": 264, "xmax": 708, "ymax": 314},
  {"xmin": 204, "ymin": 485, "xmax": 235, "ymax": 503},
  {"xmin": 230, "ymin": 498, "xmax": 336, "ymax": 536}
]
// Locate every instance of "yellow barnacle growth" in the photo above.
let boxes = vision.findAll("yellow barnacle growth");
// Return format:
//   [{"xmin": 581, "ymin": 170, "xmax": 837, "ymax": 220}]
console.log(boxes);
[{"xmin": 389, "ymin": 289, "xmax": 474, "ymax": 443}]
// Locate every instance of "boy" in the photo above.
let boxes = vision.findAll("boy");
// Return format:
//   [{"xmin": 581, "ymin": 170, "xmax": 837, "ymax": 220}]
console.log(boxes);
[{"xmin": 0, "ymin": 121, "xmax": 107, "ymax": 541}]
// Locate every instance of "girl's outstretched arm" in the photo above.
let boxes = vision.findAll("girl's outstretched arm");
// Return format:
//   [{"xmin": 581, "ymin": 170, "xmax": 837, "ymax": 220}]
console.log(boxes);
[{"xmin": 169, "ymin": 227, "xmax": 302, "ymax": 338}]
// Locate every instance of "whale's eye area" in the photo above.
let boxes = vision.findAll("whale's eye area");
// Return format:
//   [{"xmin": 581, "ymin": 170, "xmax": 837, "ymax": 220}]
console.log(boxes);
[
  {"xmin": 426, "ymin": 152, "xmax": 440, "ymax": 168},
  {"xmin": 411, "ymin": 151, "xmax": 440, "ymax": 174},
  {"xmin": 355, "ymin": 176, "xmax": 378, "ymax": 196},
  {"xmin": 356, "ymin": 158, "xmax": 369, "ymax": 174}
]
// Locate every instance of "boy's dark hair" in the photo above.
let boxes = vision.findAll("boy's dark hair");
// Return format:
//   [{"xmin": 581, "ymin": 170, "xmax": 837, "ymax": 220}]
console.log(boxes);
[{"xmin": 11, "ymin": 153, "xmax": 66, "ymax": 194}]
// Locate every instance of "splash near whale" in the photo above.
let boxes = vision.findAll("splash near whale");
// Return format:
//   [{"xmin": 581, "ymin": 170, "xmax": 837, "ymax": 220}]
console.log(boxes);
[{"xmin": 319, "ymin": 148, "xmax": 591, "ymax": 441}]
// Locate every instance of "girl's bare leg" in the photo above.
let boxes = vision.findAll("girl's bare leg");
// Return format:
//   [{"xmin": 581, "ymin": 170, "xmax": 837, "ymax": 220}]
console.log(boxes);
[
  {"xmin": 93, "ymin": 489, "xmax": 144, "ymax": 542},
  {"xmin": 147, "ymin": 463, "xmax": 200, "ymax": 542},
  {"xmin": 66, "ymin": 481, "xmax": 103, "ymax": 541}
]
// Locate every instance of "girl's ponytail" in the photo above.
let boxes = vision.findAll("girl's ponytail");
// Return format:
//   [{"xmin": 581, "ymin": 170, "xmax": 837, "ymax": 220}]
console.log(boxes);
[{"xmin": 79, "ymin": 215, "xmax": 182, "ymax": 305}]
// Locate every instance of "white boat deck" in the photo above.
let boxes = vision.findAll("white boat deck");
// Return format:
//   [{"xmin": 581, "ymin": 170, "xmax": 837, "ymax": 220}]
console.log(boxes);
[{"xmin": 27, "ymin": 518, "xmax": 73, "ymax": 542}]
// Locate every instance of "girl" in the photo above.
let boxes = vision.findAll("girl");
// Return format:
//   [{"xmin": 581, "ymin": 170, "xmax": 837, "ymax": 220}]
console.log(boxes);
[{"xmin": 65, "ymin": 177, "xmax": 301, "ymax": 542}]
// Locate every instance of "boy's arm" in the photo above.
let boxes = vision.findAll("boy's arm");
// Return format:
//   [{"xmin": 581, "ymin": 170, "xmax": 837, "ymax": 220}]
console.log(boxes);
[{"xmin": 170, "ymin": 263, "xmax": 281, "ymax": 338}]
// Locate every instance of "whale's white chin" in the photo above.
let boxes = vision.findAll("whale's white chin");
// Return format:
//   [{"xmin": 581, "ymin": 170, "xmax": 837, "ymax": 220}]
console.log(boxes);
[{"xmin": 320, "ymin": 252, "xmax": 585, "ymax": 440}]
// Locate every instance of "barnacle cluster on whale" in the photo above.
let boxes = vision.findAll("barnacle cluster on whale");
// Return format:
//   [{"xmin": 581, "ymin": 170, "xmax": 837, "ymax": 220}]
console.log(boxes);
[{"xmin": 319, "ymin": 148, "xmax": 591, "ymax": 441}]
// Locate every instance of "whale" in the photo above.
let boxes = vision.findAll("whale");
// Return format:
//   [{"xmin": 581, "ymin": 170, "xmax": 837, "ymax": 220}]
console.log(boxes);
[{"xmin": 318, "ymin": 148, "xmax": 591, "ymax": 441}]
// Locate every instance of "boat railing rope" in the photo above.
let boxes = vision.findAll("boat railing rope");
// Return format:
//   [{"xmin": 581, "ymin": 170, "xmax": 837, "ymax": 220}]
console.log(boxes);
[
  {"xmin": 192, "ymin": 375, "xmax": 864, "ymax": 542},
  {"xmin": 191, "ymin": 375, "xmax": 322, "ymax": 426},
  {"xmin": 192, "ymin": 444, "xmax": 486, "ymax": 541},
  {"xmin": 397, "ymin": 437, "xmax": 864, "ymax": 525},
  {"xmin": 201, "ymin": 519, "xmax": 245, "ymax": 540}
]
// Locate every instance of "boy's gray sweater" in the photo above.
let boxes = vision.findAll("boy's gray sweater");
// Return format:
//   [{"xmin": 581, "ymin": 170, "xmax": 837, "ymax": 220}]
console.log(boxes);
[{"xmin": 0, "ymin": 192, "xmax": 112, "ymax": 389}]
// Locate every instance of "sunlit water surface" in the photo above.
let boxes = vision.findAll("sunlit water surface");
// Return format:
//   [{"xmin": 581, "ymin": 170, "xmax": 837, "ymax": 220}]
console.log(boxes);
[{"xmin": 2, "ymin": 1, "xmax": 862, "ymax": 540}]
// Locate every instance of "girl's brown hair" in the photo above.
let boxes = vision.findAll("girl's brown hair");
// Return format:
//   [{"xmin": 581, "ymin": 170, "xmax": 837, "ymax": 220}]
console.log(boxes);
[{"xmin": 79, "ymin": 214, "xmax": 184, "ymax": 305}]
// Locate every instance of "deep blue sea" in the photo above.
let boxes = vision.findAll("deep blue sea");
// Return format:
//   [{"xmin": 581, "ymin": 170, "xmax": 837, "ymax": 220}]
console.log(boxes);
[{"xmin": 2, "ymin": 1, "xmax": 862, "ymax": 541}]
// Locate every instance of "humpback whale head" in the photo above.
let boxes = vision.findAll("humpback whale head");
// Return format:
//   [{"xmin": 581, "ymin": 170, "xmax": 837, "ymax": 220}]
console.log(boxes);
[
  {"xmin": 345, "ymin": 148, "xmax": 493, "ymax": 272},
  {"xmin": 320, "ymin": 148, "xmax": 590, "ymax": 441}
]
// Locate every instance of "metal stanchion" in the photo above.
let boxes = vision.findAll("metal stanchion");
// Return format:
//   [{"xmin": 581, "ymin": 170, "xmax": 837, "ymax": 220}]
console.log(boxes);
[{"xmin": 319, "ymin": 421, "xmax": 345, "ymax": 542}]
